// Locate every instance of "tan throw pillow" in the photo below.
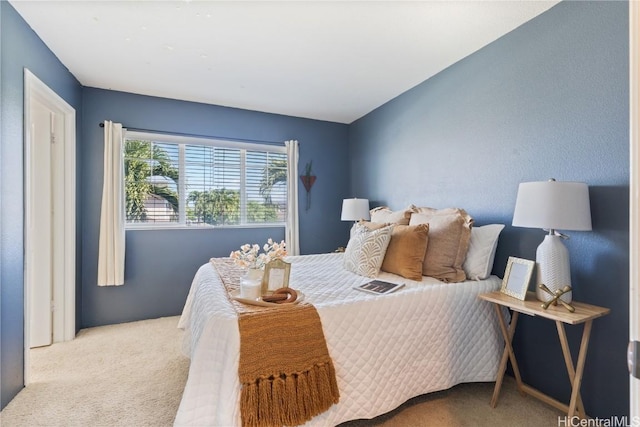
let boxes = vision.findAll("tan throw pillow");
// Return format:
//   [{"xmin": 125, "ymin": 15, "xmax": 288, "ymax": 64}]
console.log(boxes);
[
  {"xmin": 349, "ymin": 221, "xmax": 389, "ymax": 238},
  {"xmin": 343, "ymin": 223, "xmax": 393, "ymax": 278},
  {"xmin": 369, "ymin": 206, "xmax": 414, "ymax": 225},
  {"xmin": 381, "ymin": 224, "xmax": 429, "ymax": 281},
  {"xmin": 409, "ymin": 208, "xmax": 473, "ymax": 282}
]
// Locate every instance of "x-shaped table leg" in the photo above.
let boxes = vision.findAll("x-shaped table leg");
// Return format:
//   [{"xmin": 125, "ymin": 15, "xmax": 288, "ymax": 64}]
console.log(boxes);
[
  {"xmin": 491, "ymin": 304, "xmax": 523, "ymax": 407},
  {"xmin": 556, "ymin": 320, "xmax": 592, "ymax": 418}
]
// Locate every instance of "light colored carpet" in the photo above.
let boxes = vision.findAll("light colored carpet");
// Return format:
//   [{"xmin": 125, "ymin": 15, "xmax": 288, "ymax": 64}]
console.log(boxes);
[
  {"xmin": 338, "ymin": 379, "xmax": 564, "ymax": 427},
  {"xmin": 0, "ymin": 316, "xmax": 189, "ymax": 427},
  {"xmin": 0, "ymin": 316, "xmax": 564, "ymax": 427}
]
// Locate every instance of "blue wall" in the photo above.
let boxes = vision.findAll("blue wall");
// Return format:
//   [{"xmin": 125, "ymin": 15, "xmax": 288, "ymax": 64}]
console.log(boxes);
[
  {"xmin": 0, "ymin": 1, "xmax": 83, "ymax": 409},
  {"xmin": 81, "ymin": 88, "xmax": 350, "ymax": 327},
  {"xmin": 350, "ymin": 1, "xmax": 628, "ymax": 419}
]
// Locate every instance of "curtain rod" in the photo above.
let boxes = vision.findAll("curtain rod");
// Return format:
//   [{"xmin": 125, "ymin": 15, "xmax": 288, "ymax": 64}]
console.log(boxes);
[
  {"xmin": 97, "ymin": 122, "xmax": 285, "ymax": 146},
  {"xmin": 98, "ymin": 122, "xmax": 146, "ymax": 133}
]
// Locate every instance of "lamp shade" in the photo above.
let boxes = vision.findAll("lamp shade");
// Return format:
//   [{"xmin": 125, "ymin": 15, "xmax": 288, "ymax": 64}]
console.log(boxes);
[
  {"xmin": 512, "ymin": 180, "xmax": 592, "ymax": 231},
  {"xmin": 341, "ymin": 198, "xmax": 370, "ymax": 221}
]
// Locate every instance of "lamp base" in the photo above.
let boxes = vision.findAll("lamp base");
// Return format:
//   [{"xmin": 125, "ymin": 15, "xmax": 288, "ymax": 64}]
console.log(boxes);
[{"xmin": 535, "ymin": 234, "xmax": 572, "ymax": 303}]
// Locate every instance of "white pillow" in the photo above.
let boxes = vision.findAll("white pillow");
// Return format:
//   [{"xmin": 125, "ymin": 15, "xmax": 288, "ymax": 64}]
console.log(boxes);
[
  {"xmin": 462, "ymin": 224, "xmax": 505, "ymax": 280},
  {"xmin": 343, "ymin": 223, "xmax": 393, "ymax": 278}
]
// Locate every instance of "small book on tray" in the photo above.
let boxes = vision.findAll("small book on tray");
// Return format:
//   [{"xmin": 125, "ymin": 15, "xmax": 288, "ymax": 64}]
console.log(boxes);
[{"xmin": 355, "ymin": 280, "xmax": 405, "ymax": 295}]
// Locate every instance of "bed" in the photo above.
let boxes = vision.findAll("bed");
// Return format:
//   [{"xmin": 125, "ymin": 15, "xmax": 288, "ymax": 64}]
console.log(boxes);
[{"xmin": 175, "ymin": 250, "xmax": 504, "ymax": 426}]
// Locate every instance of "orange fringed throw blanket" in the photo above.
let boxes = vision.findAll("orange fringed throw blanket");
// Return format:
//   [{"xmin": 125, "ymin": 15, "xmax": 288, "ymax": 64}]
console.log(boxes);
[{"xmin": 210, "ymin": 258, "xmax": 340, "ymax": 427}]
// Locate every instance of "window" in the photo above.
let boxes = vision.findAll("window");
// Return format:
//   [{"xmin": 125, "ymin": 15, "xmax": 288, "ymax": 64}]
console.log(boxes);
[{"xmin": 124, "ymin": 131, "xmax": 287, "ymax": 228}]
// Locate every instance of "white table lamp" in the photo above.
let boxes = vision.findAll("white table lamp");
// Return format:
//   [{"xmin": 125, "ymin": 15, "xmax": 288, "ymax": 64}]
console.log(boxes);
[
  {"xmin": 512, "ymin": 179, "xmax": 592, "ymax": 303},
  {"xmin": 341, "ymin": 198, "xmax": 370, "ymax": 223}
]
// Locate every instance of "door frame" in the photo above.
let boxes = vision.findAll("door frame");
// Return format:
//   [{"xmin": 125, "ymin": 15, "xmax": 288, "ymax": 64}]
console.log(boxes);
[
  {"xmin": 23, "ymin": 69, "xmax": 76, "ymax": 383},
  {"xmin": 630, "ymin": 0, "xmax": 639, "ymax": 419}
]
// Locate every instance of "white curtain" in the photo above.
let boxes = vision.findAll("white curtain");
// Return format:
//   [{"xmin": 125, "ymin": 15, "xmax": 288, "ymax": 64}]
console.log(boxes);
[
  {"xmin": 97, "ymin": 121, "xmax": 126, "ymax": 286},
  {"xmin": 285, "ymin": 140, "xmax": 300, "ymax": 256}
]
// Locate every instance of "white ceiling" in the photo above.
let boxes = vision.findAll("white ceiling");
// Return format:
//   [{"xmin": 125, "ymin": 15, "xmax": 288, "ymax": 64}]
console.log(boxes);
[{"xmin": 10, "ymin": 1, "xmax": 559, "ymax": 124}]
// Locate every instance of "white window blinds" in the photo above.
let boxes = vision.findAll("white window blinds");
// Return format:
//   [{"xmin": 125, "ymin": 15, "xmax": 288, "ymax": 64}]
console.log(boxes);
[{"xmin": 124, "ymin": 131, "xmax": 287, "ymax": 227}]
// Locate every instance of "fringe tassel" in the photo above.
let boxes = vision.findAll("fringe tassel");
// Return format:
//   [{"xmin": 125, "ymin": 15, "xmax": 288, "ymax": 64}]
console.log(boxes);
[
  {"xmin": 258, "ymin": 377, "xmax": 272, "ymax": 425},
  {"xmin": 307, "ymin": 365, "xmax": 320, "ymax": 410},
  {"xmin": 327, "ymin": 362, "xmax": 340, "ymax": 404},
  {"xmin": 241, "ymin": 381, "xmax": 259, "ymax": 427},
  {"xmin": 271, "ymin": 375, "xmax": 286, "ymax": 426},
  {"xmin": 314, "ymin": 363, "xmax": 330, "ymax": 412},
  {"xmin": 283, "ymin": 374, "xmax": 298, "ymax": 425},
  {"xmin": 295, "ymin": 371, "xmax": 310, "ymax": 422},
  {"xmin": 241, "ymin": 362, "xmax": 339, "ymax": 427}
]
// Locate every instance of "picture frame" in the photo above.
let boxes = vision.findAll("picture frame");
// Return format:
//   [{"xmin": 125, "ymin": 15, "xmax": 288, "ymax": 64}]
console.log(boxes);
[
  {"xmin": 500, "ymin": 256, "xmax": 535, "ymax": 300},
  {"xmin": 261, "ymin": 259, "xmax": 291, "ymax": 294}
]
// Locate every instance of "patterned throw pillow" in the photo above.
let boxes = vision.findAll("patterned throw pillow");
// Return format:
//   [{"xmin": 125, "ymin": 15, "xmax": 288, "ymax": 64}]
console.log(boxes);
[
  {"xmin": 349, "ymin": 220, "xmax": 389, "ymax": 238},
  {"xmin": 343, "ymin": 223, "xmax": 393, "ymax": 278}
]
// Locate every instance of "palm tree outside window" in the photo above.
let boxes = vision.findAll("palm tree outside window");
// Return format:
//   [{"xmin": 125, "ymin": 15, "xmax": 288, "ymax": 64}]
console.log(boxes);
[{"xmin": 123, "ymin": 132, "xmax": 287, "ymax": 228}]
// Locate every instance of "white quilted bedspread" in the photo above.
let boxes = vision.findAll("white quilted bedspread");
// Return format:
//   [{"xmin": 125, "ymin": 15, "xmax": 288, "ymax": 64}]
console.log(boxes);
[{"xmin": 175, "ymin": 253, "xmax": 503, "ymax": 427}]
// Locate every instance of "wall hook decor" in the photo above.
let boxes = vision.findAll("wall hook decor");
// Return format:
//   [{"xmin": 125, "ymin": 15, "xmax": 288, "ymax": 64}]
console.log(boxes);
[{"xmin": 300, "ymin": 161, "xmax": 316, "ymax": 211}]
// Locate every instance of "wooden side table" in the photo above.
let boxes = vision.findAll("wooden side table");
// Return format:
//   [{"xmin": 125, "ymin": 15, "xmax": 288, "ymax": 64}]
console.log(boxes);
[{"xmin": 479, "ymin": 291, "xmax": 610, "ymax": 419}]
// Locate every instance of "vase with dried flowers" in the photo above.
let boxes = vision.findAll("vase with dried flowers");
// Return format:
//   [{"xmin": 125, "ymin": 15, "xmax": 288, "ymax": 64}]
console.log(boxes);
[{"xmin": 230, "ymin": 239, "xmax": 287, "ymax": 299}]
